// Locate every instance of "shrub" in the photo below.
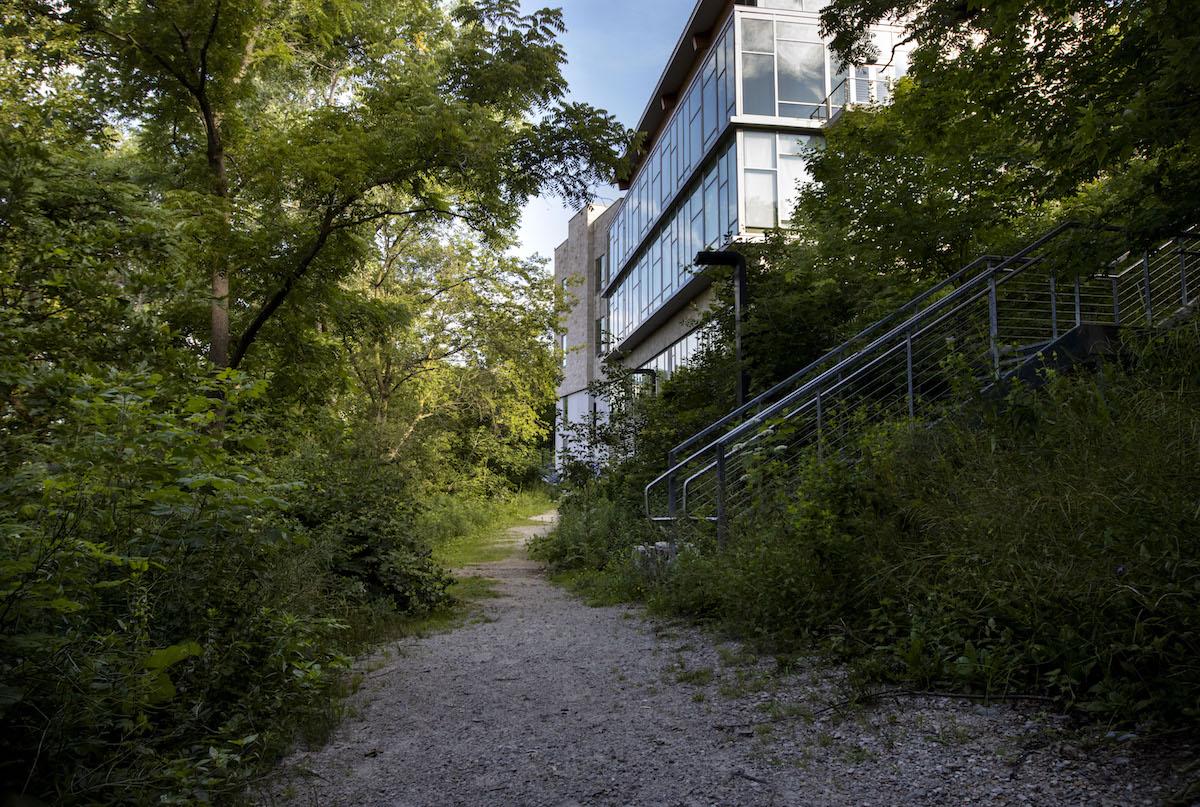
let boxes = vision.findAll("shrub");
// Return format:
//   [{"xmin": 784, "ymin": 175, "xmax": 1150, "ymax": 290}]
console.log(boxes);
[{"xmin": 540, "ymin": 323, "xmax": 1200, "ymax": 725}]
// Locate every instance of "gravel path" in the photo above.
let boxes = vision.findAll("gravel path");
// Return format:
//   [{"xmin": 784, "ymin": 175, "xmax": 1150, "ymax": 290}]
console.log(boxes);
[{"xmin": 267, "ymin": 512, "xmax": 1195, "ymax": 806}]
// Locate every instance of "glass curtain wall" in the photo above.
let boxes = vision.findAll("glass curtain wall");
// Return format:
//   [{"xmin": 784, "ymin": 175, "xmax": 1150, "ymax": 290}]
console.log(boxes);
[
  {"xmin": 640, "ymin": 327, "xmax": 707, "ymax": 380},
  {"xmin": 609, "ymin": 19, "xmax": 736, "ymax": 276},
  {"xmin": 740, "ymin": 12, "xmax": 908, "ymax": 119},
  {"xmin": 742, "ymin": 131, "xmax": 819, "ymax": 228},
  {"xmin": 607, "ymin": 141, "xmax": 738, "ymax": 346}
]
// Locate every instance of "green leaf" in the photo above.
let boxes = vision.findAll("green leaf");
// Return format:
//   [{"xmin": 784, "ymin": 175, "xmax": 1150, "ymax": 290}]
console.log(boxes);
[{"xmin": 144, "ymin": 641, "xmax": 203, "ymax": 671}]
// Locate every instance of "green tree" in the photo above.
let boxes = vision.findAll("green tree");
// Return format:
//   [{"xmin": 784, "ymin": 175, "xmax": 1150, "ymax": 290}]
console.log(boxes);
[
  {"xmin": 49, "ymin": 0, "xmax": 627, "ymax": 368},
  {"xmin": 819, "ymin": 0, "xmax": 1199, "ymax": 239},
  {"xmin": 331, "ymin": 226, "xmax": 562, "ymax": 490}
]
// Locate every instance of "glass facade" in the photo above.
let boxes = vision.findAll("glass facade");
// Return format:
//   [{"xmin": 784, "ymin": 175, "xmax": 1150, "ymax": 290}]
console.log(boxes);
[
  {"xmin": 743, "ymin": 130, "xmax": 819, "ymax": 228},
  {"xmin": 608, "ymin": 19, "xmax": 736, "ymax": 275},
  {"xmin": 640, "ymin": 327, "xmax": 707, "ymax": 380},
  {"xmin": 741, "ymin": 11, "xmax": 908, "ymax": 120},
  {"xmin": 608, "ymin": 141, "xmax": 738, "ymax": 346},
  {"xmin": 598, "ymin": 5, "xmax": 908, "ymax": 354}
]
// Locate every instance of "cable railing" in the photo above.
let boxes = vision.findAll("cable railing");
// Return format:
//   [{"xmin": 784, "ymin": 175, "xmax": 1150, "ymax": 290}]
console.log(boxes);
[
  {"xmin": 808, "ymin": 74, "xmax": 897, "ymax": 123},
  {"xmin": 645, "ymin": 224, "xmax": 1199, "ymax": 540}
]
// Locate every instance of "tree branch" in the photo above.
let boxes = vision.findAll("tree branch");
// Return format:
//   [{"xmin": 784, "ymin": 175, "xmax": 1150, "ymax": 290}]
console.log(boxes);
[
  {"xmin": 229, "ymin": 202, "xmax": 344, "ymax": 368},
  {"xmin": 198, "ymin": 0, "xmax": 222, "ymax": 95}
]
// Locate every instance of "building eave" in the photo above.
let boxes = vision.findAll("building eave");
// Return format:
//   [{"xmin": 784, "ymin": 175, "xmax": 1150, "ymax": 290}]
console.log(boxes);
[{"xmin": 620, "ymin": 0, "xmax": 734, "ymax": 189}]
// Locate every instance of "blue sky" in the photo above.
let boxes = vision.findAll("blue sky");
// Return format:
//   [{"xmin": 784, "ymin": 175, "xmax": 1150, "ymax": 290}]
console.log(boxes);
[{"xmin": 515, "ymin": 0, "xmax": 696, "ymax": 265}]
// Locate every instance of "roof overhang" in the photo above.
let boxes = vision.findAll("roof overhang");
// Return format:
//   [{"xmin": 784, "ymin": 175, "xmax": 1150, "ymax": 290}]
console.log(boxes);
[{"xmin": 619, "ymin": 0, "xmax": 734, "ymax": 189}]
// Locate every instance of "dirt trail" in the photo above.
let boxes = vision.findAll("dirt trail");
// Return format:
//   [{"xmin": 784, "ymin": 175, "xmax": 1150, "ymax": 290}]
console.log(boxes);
[{"xmin": 268, "ymin": 513, "xmax": 1191, "ymax": 806}]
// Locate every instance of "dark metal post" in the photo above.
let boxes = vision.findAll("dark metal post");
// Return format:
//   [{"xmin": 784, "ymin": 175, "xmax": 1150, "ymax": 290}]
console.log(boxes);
[
  {"xmin": 1049, "ymin": 273, "xmax": 1059, "ymax": 340},
  {"xmin": 715, "ymin": 442, "xmax": 728, "ymax": 549},
  {"xmin": 733, "ymin": 255, "xmax": 749, "ymax": 406},
  {"xmin": 905, "ymin": 330, "xmax": 915, "ymax": 417},
  {"xmin": 1181, "ymin": 246, "xmax": 1191, "ymax": 306},
  {"xmin": 988, "ymin": 272, "xmax": 1000, "ymax": 379},
  {"xmin": 1112, "ymin": 277, "xmax": 1121, "ymax": 324},
  {"xmin": 815, "ymin": 391, "xmax": 824, "ymax": 459},
  {"xmin": 666, "ymin": 450, "xmax": 678, "ymax": 519},
  {"xmin": 696, "ymin": 250, "xmax": 749, "ymax": 407},
  {"xmin": 1142, "ymin": 252, "xmax": 1154, "ymax": 325}
]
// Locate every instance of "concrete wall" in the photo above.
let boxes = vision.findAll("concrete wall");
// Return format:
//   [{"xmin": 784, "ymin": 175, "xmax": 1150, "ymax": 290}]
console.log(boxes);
[
  {"xmin": 554, "ymin": 203, "xmax": 619, "ymax": 466},
  {"xmin": 555, "ymin": 203, "xmax": 618, "ymax": 400}
]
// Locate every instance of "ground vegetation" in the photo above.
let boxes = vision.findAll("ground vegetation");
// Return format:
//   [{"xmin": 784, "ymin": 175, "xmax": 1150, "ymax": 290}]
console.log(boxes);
[
  {"xmin": 535, "ymin": 0, "xmax": 1200, "ymax": 728},
  {"xmin": 0, "ymin": 1, "xmax": 625, "ymax": 802}
]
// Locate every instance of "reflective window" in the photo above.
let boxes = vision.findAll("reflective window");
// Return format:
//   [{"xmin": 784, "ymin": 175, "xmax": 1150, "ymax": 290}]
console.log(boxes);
[
  {"xmin": 640, "ymin": 326, "xmax": 712, "ymax": 382},
  {"xmin": 740, "ymin": 14, "xmax": 909, "ymax": 120},
  {"xmin": 742, "ymin": 131, "xmax": 820, "ymax": 228},
  {"xmin": 744, "ymin": 170, "xmax": 777, "ymax": 229},
  {"xmin": 608, "ymin": 19, "xmax": 736, "ymax": 277},
  {"xmin": 606, "ymin": 141, "xmax": 738, "ymax": 346}
]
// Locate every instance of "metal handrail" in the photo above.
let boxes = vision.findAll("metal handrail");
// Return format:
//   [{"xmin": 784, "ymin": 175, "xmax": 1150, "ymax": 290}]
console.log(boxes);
[
  {"xmin": 666, "ymin": 253, "xmax": 1008, "ymax": 462},
  {"xmin": 644, "ymin": 221, "xmax": 1149, "ymax": 522},
  {"xmin": 809, "ymin": 77, "xmax": 850, "ymax": 122}
]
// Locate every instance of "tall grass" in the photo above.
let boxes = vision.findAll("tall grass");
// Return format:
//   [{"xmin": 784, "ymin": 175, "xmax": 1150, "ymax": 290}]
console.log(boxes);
[
  {"xmin": 422, "ymin": 489, "xmax": 555, "ymax": 567},
  {"xmin": 542, "ymin": 325, "xmax": 1200, "ymax": 725}
]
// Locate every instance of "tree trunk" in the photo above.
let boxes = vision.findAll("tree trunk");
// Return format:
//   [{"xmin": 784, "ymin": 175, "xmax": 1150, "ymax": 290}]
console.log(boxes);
[{"xmin": 200, "ymin": 97, "xmax": 231, "ymax": 369}]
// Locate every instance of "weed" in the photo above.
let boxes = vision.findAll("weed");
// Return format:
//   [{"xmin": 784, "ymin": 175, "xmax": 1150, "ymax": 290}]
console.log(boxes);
[{"xmin": 675, "ymin": 666, "xmax": 716, "ymax": 686}]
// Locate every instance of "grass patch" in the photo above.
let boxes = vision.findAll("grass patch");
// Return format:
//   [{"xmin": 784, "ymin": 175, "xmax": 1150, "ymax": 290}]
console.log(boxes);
[
  {"xmin": 674, "ymin": 666, "xmax": 715, "ymax": 686},
  {"xmin": 427, "ymin": 489, "xmax": 554, "ymax": 568},
  {"xmin": 547, "ymin": 568, "xmax": 636, "ymax": 606}
]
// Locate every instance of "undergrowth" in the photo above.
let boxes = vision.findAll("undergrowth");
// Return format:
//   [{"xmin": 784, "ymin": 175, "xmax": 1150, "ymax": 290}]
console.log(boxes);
[{"xmin": 538, "ymin": 324, "xmax": 1200, "ymax": 726}]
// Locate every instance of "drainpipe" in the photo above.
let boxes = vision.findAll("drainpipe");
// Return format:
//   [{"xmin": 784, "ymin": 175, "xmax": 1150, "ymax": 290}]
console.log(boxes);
[{"xmin": 695, "ymin": 249, "xmax": 749, "ymax": 407}]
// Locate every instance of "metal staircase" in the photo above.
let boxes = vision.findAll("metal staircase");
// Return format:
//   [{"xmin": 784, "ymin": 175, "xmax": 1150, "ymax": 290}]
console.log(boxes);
[{"xmin": 644, "ymin": 223, "xmax": 1200, "ymax": 540}]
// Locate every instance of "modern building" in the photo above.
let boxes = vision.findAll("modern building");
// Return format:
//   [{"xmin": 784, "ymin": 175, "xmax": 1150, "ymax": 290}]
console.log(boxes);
[{"xmin": 555, "ymin": 0, "xmax": 910, "ymax": 463}]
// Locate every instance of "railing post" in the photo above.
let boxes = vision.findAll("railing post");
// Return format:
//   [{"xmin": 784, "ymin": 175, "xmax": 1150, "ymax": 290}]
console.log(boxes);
[
  {"xmin": 1142, "ymin": 252, "xmax": 1154, "ymax": 325},
  {"xmin": 666, "ymin": 450, "xmax": 677, "ymax": 519},
  {"xmin": 1074, "ymin": 276, "xmax": 1082, "ymax": 327},
  {"xmin": 815, "ymin": 391, "xmax": 823, "ymax": 460},
  {"xmin": 715, "ymin": 442, "xmax": 727, "ymax": 549},
  {"xmin": 905, "ymin": 330, "xmax": 915, "ymax": 417},
  {"xmin": 1182, "ymin": 246, "xmax": 1191, "ymax": 306},
  {"xmin": 1111, "ymin": 276, "xmax": 1121, "ymax": 324},
  {"xmin": 1049, "ymin": 273, "xmax": 1059, "ymax": 340},
  {"xmin": 988, "ymin": 272, "xmax": 1000, "ymax": 380}
]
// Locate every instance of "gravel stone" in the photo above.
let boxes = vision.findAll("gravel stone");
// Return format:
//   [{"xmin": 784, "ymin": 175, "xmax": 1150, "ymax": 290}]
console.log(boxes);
[{"xmin": 264, "ymin": 513, "xmax": 1196, "ymax": 806}]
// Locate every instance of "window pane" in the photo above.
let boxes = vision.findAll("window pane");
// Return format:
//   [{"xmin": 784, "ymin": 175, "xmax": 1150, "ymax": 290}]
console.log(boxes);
[
  {"xmin": 778, "ymin": 155, "xmax": 810, "ymax": 224},
  {"xmin": 829, "ymin": 52, "xmax": 850, "ymax": 107},
  {"xmin": 741, "ymin": 53, "xmax": 775, "ymax": 116},
  {"xmin": 744, "ymin": 169, "xmax": 777, "ymax": 228},
  {"xmin": 854, "ymin": 65, "xmax": 872, "ymax": 103},
  {"xmin": 781, "ymin": 134, "xmax": 813, "ymax": 156},
  {"xmin": 742, "ymin": 19, "xmax": 774, "ymax": 53},
  {"xmin": 703, "ymin": 75, "xmax": 718, "ymax": 143},
  {"xmin": 778, "ymin": 41, "xmax": 825, "ymax": 105},
  {"xmin": 744, "ymin": 131, "xmax": 777, "ymax": 169},
  {"xmin": 704, "ymin": 177, "xmax": 719, "ymax": 247},
  {"xmin": 777, "ymin": 22, "xmax": 820, "ymax": 42}
]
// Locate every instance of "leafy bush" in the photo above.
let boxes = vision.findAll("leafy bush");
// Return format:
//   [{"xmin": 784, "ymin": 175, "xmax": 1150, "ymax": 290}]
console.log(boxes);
[
  {"xmin": 540, "ymin": 325, "xmax": 1200, "ymax": 725},
  {"xmin": 0, "ymin": 370, "xmax": 343, "ymax": 802}
]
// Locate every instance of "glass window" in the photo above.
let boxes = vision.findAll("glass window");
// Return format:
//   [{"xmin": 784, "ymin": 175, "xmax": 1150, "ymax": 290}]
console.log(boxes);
[
  {"xmin": 854, "ymin": 65, "xmax": 872, "ymax": 103},
  {"xmin": 778, "ymin": 156, "xmax": 809, "ymax": 224},
  {"xmin": 742, "ymin": 18, "xmax": 775, "ymax": 53},
  {"xmin": 778, "ymin": 22, "xmax": 820, "ymax": 42},
  {"xmin": 745, "ymin": 170, "xmax": 777, "ymax": 228},
  {"xmin": 744, "ymin": 131, "xmax": 777, "ymax": 169},
  {"xmin": 778, "ymin": 41, "xmax": 825, "ymax": 108},
  {"xmin": 704, "ymin": 174, "xmax": 719, "ymax": 248},
  {"xmin": 742, "ymin": 53, "xmax": 775, "ymax": 116},
  {"xmin": 700, "ymin": 66, "xmax": 715, "ymax": 144}
]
